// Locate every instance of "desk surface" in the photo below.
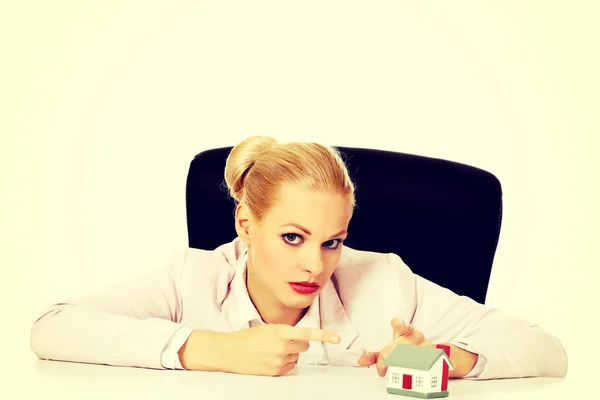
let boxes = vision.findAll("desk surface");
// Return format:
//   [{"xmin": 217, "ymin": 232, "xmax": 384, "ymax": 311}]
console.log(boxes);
[{"xmin": 14, "ymin": 360, "xmax": 575, "ymax": 400}]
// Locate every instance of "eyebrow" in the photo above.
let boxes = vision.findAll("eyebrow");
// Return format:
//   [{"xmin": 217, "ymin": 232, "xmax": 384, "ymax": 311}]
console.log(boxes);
[{"xmin": 282, "ymin": 223, "xmax": 347, "ymax": 239}]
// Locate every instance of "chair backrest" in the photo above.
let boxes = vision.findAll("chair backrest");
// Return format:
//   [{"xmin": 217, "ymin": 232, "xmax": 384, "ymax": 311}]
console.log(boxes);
[{"xmin": 185, "ymin": 146, "xmax": 503, "ymax": 305}]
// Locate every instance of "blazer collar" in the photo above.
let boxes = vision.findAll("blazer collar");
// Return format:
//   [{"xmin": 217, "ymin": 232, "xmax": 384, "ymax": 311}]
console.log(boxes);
[{"xmin": 318, "ymin": 273, "xmax": 360, "ymax": 358}]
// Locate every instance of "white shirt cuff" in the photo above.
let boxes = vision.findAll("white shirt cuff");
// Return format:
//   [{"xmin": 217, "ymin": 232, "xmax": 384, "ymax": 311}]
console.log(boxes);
[
  {"xmin": 161, "ymin": 327, "xmax": 194, "ymax": 370},
  {"xmin": 448, "ymin": 341, "xmax": 487, "ymax": 379}
]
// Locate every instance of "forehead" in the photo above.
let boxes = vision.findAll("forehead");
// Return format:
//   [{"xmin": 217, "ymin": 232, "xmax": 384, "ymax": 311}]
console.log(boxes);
[{"xmin": 263, "ymin": 183, "xmax": 352, "ymax": 233}]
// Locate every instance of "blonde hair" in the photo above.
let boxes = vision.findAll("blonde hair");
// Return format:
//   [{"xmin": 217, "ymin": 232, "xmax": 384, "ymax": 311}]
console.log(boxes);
[{"xmin": 224, "ymin": 136, "xmax": 355, "ymax": 221}]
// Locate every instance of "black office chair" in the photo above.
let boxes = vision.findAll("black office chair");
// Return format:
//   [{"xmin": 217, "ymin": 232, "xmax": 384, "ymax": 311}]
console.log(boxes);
[{"xmin": 185, "ymin": 146, "xmax": 503, "ymax": 305}]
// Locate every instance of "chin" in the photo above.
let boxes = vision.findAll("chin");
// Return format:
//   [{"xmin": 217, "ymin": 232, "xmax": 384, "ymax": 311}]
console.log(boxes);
[{"xmin": 281, "ymin": 293, "xmax": 318, "ymax": 309}]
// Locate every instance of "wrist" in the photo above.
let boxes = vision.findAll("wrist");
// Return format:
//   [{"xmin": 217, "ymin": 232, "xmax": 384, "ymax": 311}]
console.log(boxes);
[
  {"xmin": 178, "ymin": 330, "xmax": 231, "ymax": 371},
  {"xmin": 443, "ymin": 343, "xmax": 478, "ymax": 378}
]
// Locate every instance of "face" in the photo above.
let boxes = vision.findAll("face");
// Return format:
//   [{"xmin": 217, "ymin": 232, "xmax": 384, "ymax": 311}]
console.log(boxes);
[{"xmin": 236, "ymin": 183, "xmax": 353, "ymax": 314}]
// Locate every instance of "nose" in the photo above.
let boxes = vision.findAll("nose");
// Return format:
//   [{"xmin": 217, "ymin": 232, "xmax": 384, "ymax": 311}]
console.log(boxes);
[{"xmin": 303, "ymin": 249, "xmax": 325, "ymax": 276}]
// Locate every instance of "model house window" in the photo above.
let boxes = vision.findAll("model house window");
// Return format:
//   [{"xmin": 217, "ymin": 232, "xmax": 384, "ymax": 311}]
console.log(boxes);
[
  {"xmin": 431, "ymin": 377, "xmax": 438, "ymax": 387},
  {"xmin": 391, "ymin": 373, "xmax": 400, "ymax": 383},
  {"xmin": 416, "ymin": 376, "xmax": 423, "ymax": 386}
]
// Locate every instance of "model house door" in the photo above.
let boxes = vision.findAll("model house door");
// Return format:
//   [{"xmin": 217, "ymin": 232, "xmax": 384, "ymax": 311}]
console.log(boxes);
[{"xmin": 402, "ymin": 374, "xmax": 412, "ymax": 389}]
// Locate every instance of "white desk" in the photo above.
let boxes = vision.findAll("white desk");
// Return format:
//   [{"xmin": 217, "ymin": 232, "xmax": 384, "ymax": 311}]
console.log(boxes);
[{"xmin": 13, "ymin": 360, "xmax": 573, "ymax": 400}]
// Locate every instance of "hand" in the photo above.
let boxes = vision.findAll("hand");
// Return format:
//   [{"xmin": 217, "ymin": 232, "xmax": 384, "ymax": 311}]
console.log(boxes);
[
  {"xmin": 357, "ymin": 318, "xmax": 433, "ymax": 377},
  {"xmin": 224, "ymin": 324, "xmax": 341, "ymax": 376},
  {"xmin": 199, "ymin": 324, "xmax": 340, "ymax": 376}
]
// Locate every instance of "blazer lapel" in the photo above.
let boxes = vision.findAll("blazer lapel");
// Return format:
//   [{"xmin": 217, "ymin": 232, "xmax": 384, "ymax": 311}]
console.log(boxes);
[{"xmin": 319, "ymin": 274, "xmax": 364, "ymax": 366}]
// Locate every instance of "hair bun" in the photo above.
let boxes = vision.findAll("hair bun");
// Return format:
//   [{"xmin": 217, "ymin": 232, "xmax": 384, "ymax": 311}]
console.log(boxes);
[{"xmin": 224, "ymin": 136, "xmax": 278, "ymax": 202}]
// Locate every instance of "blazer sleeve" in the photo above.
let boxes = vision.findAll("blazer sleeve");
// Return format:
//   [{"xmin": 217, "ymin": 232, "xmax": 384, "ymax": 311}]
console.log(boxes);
[
  {"xmin": 387, "ymin": 253, "xmax": 569, "ymax": 380},
  {"xmin": 30, "ymin": 249, "xmax": 190, "ymax": 370}
]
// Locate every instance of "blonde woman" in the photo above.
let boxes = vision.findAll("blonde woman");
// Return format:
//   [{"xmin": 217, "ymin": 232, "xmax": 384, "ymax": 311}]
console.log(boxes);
[{"xmin": 30, "ymin": 136, "xmax": 568, "ymax": 380}]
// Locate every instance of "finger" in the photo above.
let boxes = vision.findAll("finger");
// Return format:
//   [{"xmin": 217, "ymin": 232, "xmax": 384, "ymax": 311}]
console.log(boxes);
[
  {"xmin": 357, "ymin": 352, "xmax": 378, "ymax": 367},
  {"xmin": 392, "ymin": 318, "xmax": 413, "ymax": 339},
  {"xmin": 376, "ymin": 343, "xmax": 396, "ymax": 377},
  {"xmin": 281, "ymin": 326, "xmax": 341, "ymax": 344},
  {"xmin": 276, "ymin": 361, "xmax": 297, "ymax": 376},
  {"xmin": 287, "ymin": 339, "xmax": 311, "ymax": 354},
  {"xmin": 269, "ymin": 362, "xmax": 296, "ymax": 376},
  {"xmin": 392, "ymin": 318, "xmax": 401, "ymax": 340},
  {"xmin": 283, "ymin": 353, "xmax": 300, "ymax": 365}
]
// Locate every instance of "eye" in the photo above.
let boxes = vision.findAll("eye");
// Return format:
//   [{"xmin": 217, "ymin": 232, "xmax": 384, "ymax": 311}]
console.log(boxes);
[
  {"xmin": 322, "ymin": 239, "xmax": 343, "ymax": 250},
  {"xmin": 282, "ymin": 233, "xmax": 303, "ymax": 245}
]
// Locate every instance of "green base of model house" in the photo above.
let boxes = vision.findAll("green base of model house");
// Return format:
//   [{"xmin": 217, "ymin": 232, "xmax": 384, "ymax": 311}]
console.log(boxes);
[{"xmin": 387, "ymin": 387, "xmax": 449, "ymax": 398}]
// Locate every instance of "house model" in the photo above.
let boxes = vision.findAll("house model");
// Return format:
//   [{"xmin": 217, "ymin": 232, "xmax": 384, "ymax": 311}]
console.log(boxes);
[{"xmin": 384, "ymin": 343, "xmax": 454, "ymax": 398}]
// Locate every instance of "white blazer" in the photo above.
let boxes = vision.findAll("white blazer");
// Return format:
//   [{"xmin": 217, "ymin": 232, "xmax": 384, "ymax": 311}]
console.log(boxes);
[{"xmin": 30, "ymin": 238, "xmax": 568, "ymax": 379}]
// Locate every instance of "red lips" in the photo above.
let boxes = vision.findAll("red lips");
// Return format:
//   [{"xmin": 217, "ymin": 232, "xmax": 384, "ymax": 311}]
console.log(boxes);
[
  {"xmin": 289, "ymin": 281, "xmax": 319, "ymax": 287},
  {"xmin": 289, "ymin": 282, "xmax": 320, "ymax": 295}
]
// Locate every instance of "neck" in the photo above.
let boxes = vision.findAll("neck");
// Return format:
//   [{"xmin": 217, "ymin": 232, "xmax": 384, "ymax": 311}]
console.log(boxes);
[{"xmin": 245, "ymin": 257, "xmax": 306, "ymax": 326}]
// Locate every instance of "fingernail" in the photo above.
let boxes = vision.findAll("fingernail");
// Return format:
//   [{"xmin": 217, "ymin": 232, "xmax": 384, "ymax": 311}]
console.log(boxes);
[{"xmin": 333, "ymin": 336, "xmax": 340, "ymax": 344}]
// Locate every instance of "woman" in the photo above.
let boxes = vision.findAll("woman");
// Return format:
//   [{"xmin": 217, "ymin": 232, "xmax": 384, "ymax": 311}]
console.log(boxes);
[{"xmin": 30, "ymin": 136, "xmax": 568, "ymax": 379}]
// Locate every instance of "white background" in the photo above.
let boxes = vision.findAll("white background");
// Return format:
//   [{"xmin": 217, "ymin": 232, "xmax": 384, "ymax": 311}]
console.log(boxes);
[{"xmin": 2, "ymin": 0, "xmax": 598, "ymax": 388}]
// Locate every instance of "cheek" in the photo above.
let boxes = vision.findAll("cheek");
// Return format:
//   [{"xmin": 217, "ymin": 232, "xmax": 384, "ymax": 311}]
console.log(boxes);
[
  {"xmin": 324, "ymin": 252, "xmax": 341, "ymax": 274},
  {"xmin": 252, "ymin": 235, "xmax": 289, "ymax": 278}
]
